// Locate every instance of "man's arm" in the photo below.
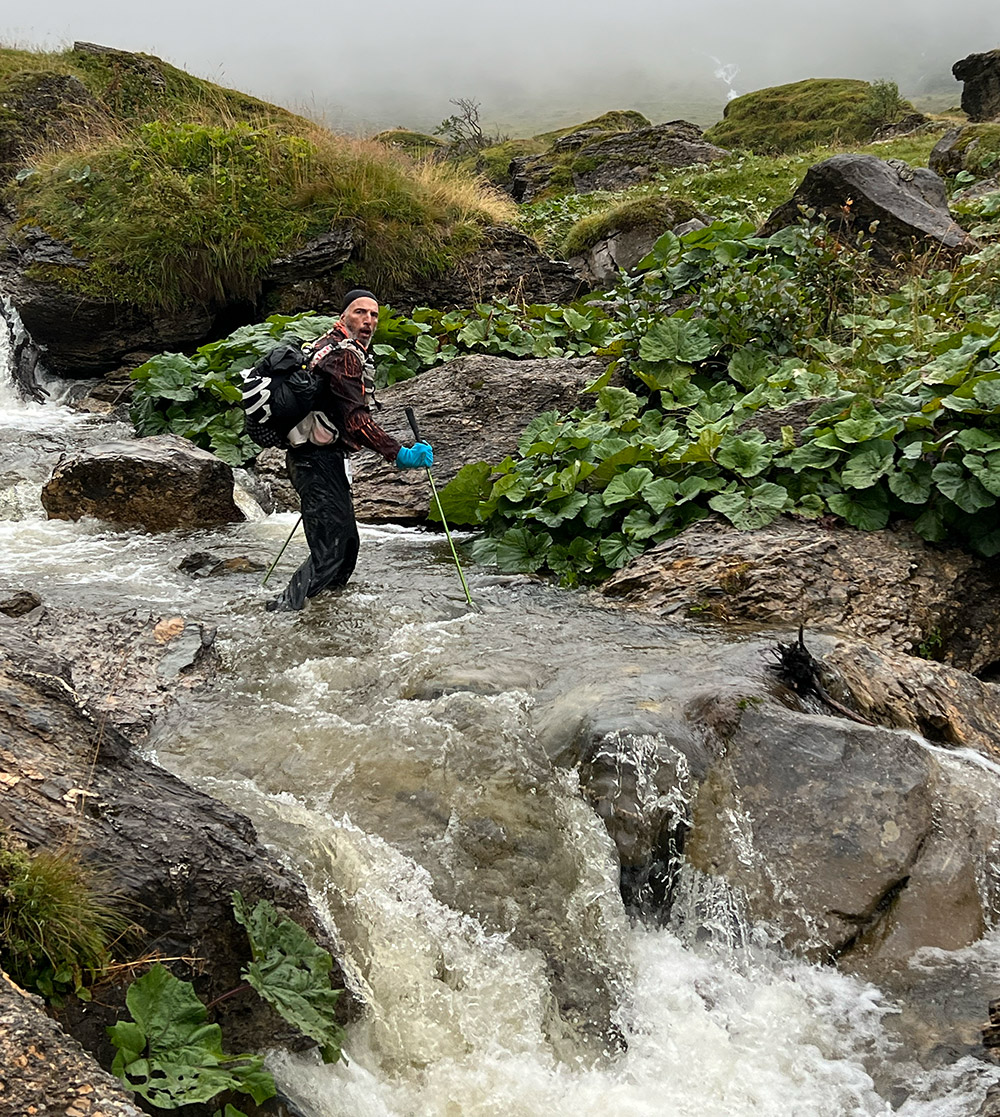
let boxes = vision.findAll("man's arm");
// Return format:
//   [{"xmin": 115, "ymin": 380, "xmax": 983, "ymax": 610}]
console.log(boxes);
[{"xmin": 317, "ymin": 346, "xmax": 402, "ymax": 461}]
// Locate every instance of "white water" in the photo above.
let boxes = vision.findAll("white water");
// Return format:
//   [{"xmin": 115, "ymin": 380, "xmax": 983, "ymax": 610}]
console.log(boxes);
[{"xmin": 3, "ymin": 337, "xmax": 1000, "ymax": 1116}]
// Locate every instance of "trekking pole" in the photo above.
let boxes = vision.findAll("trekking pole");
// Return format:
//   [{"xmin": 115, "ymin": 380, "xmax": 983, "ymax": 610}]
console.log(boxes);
[
  {"xmin": 405, "ymin": 407, "xmax": 474, "ymax": 608},
  {"xmin": 262, "ymin": 515, "xmax": 302, "ymax": 586}
]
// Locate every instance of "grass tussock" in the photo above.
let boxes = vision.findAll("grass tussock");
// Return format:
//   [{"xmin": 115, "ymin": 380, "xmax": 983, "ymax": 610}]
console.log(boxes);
[
  {"xmin": 0, "ymin": 835, "xmax": 125, "ymax": 1000},
  {"xmin": 561, "ymin": 195, "xmax": 700, "ymax": 257},
  {"xmin": 2, "ymin": 44, "xmax": 515, "ymax": 312}
]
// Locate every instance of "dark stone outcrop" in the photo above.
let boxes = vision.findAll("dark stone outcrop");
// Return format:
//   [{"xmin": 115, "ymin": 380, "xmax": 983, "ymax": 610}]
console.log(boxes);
[
  {"xmin": 386, "ymin": 226, "xmax": 586, "ymax": 311},
  {"xmin": 761, "ymin": 154, "xmax": 976, "ymax": 260},
  {"xmin": 953, "ymin": 48, "xmax": 1000, "ymax": 123},
  {"xmin": 0, "ymin": 244, "xmax": 217, "ymax": 378},
  {"xmin": 1, "ymin": 969, "xmax": 143, "ymax": 1117},
  {"xmin": 0, "ymin": 604, "xmax": 345, "ymax": 1074},
  {"xmin": 569, "ymin": 215, "xmax": 707, "ymax": 289},
  {"xmin": 602, "ymin": 517, "xmax": 1000, "ymax": 675},
  {"xmin": 510, "ymin": 120, "xmax": 728, "ymax": 203},
  {"xmin": 348, "ymin": 353, "xmax": 607, "ymax": 522},
  {"xmin": 41, "ymin": 434, "xmax": 247, "ymax": 530}
]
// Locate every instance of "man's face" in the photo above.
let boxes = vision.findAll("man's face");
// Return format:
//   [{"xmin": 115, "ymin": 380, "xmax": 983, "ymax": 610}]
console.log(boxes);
[{"xmin": 341, "ymin": 298, "xmax": 379, "ymax": 348}]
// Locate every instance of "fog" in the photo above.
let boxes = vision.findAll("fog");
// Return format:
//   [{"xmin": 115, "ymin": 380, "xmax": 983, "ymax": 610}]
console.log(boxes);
[{"xmin": 3, "ymin": 0, "xmax": 999, "ymax": 134}]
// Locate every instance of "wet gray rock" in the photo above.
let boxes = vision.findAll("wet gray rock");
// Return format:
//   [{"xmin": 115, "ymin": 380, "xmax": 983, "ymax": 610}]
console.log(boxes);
[
  {"xmin": 685, "ymin": 702, "xmax": 937, "ymax": 959},
  {"xmin": 760, "ymin": 154, "xmax": 976, "ymax": 260},
  {"xmin": 953, "ymin": 48, "xmax": 1000, "ymax": 123},
  {"xmin": 349, "ymin": 352, "xmax": 608, "ymax": 523},
  {"xmin": 1, "ymin": 970, "xmax": 143, "ymax": 1117},
  {"xmin": 602, "ymin": 517, "xmax": 1000, "ymax": 675},
  {"xmin": 41, "ymin": 434, "xmax": 247, "ymax": 531},
  {"xmin": 569, "ymin": 217, "xmax": 701, "ymax": 289}
]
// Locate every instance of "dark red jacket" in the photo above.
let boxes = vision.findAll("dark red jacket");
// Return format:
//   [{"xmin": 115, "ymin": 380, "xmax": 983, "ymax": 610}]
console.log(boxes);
[{"xmin": 309, "ymin": 324, "xmax": 401, "ymax": 462}]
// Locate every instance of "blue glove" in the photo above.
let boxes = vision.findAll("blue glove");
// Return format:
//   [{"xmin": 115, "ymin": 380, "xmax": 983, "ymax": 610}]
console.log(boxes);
[{"xmin": 396, "ymin": 441, "xmax": 433, "ymax": 469}]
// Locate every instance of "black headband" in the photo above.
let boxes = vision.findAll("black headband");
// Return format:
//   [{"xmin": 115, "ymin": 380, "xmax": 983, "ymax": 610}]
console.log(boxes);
[{"xmin": 341, "ymin": 288, "xmax": 377, "ymax": 313}]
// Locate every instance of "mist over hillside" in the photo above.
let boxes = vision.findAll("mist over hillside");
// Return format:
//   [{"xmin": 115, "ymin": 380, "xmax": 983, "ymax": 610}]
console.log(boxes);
[{"xmin": 3, "ymin": 0, "xmax": 998, "ymax": 136}]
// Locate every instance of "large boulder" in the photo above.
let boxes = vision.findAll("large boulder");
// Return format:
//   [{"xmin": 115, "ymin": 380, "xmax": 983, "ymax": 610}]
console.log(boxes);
[
  {"xmin": 348, "ymin": 353, "xmax": 607, "ymax": 522},
  {"xmin": 601, "ymin": 517, "xmax": 1000, "ymax": 676},
  {"xmin": 760, "ymin": 153, "xmax": 977, "ymax": 260},
  {"xmin": 41, "ymin": 434, "xmax": 247, "ymax": 530},
  {"xmin": 510, "ymin": 121, "xmax": 728, "ymax": 203},
  {"xmin": 953, "ymin": 48, "xmax": 1000, "ymax": 123}
]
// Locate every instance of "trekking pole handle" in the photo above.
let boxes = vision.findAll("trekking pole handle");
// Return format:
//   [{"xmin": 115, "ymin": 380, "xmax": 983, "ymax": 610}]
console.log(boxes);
[{"xmin": 404, "ymin": 406, "xmax": 421, "ymax": 444}]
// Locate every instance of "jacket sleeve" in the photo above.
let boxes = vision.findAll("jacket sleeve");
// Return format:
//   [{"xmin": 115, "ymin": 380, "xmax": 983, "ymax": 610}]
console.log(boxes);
[{"xmin": 316, "ymin": 346, "xmax": 402, "ymax": 462}]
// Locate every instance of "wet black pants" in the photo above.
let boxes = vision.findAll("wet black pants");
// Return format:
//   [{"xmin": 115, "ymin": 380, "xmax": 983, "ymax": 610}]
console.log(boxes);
[{"xmin": 270, "ymin": 445, "xmax": 359, "ymax": 611}]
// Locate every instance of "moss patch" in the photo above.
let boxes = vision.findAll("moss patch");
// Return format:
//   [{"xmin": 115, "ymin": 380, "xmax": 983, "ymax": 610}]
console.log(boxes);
[
  {"xmin": 705, "ymin": 78, "xmax": 917, "ymax": 155},
  {"xmin": 561, "ymin": 195, "xmax": 700, "ymax": 257},
  {"xmin": 951, "ymin": 123, "xmax": 1000, "ymax": 177}
]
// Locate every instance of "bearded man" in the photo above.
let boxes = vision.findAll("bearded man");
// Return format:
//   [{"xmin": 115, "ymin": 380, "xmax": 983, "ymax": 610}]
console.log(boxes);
[{"xmin": 266, "ymin": 289, "xmax": 433, "ymax": 611}]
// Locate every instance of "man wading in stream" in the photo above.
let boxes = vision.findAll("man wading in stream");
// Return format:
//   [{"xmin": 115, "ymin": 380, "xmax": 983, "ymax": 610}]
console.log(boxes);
[{"xmin": 266, "ymin": 289, "xmax": 433, "ymax": 611}]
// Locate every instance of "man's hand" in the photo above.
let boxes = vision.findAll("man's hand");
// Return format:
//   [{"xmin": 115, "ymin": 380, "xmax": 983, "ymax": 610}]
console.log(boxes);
[{"xmin": 396, "ymin": 442, "xmax": 433, "ymax": 469}]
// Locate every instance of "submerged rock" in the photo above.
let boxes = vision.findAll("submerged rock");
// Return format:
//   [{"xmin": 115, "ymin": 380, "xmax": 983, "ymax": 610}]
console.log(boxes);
[{"xmin": 41, "ymin": 434, "xmax": 246, "ymax": 531}]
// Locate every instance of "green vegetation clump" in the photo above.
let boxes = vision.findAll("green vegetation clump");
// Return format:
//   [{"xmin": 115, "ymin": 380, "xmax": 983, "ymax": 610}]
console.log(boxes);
[
  {"xmin": 561, "ymin": 195, "xmax": 701, "ymax": 257},
  {"xmin": 705, "ymin": 78, "xmax": 917, "ymax": 154},
  {"xmin": 0, "ymin": 837, "xmax": 122, "ymax": 1001},
  {"xmin": 373, "ymin": 128, "xmax": 446, "ymax": 159},
  {"xmin": 950, "ymin": 123, "xmax": 1000, "ymax": 179},
  {"xmin": 1, "ymin": 46, "xmax": 515, "ymax": 314},
  {"xmin": 432, "ymin": 214, "xmax": 1000, "ymax": 583}
]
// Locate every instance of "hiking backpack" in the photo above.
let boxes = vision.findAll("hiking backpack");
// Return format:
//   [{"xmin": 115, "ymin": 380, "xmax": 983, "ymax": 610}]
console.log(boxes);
[{"xmin": 239, "ymin": 340, "xmax": 318, "ymax": 449}]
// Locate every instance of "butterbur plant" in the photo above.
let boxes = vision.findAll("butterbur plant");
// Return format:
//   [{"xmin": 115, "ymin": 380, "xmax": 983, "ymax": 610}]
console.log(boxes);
[{"xmin": 108, "ymin": 892, "xmax": 345, "ymax": 1115}]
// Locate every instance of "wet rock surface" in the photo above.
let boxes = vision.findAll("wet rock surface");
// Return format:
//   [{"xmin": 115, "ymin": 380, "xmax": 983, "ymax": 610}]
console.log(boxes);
[
  {"xmin": 349, "ymin": 352, "xmax": 607, "ymax": 523},
  {"xmin": 602, "ymin": 517, "xmax": 1000, "ymax": 674},
  {"xmin": 0, "ymin": 970, "xmax": 144, "ymax": 1117},
  {"xmin": 41, "ymin": 433, "xmax": 247, "ymax": 531},
  {"xmin": 0, "ymin": 602, "xmax": 345, "ymax": 1086}
]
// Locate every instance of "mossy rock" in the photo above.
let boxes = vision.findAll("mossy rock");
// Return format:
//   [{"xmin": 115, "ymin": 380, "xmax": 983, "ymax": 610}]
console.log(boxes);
[
  {"xmin": 930, "ymin": 123, "xmax": 1000, "ymax": 179},
  {"xmin": 561, "ymin": 194, "xmax": 700, "ymax": 258},
  {"xmin": 705, "ymin": 78, "xmax": 917, "ymax": 155},
  {"xmin": 372, "ymin": 128, "xmax": 446, "ymax": 159},
  {"xmin": 535, "ymin": 110, "xmax": 651, "ymax": 147},
  {"xmin": 0, "ymin": 44, "xmax": 513, "ymax": 316}
]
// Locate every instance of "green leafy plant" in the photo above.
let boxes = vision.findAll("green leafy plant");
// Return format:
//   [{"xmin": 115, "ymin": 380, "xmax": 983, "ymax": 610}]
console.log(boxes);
[
  {"xmin": 433, "ymin": 221, "xmax": 1000, "ymax": 584},
  {"xmin": 108, "ymin": 891, "xmax": 344, "ymax": 1115},
  {"xmin": 108, "ymin": 963, "xmax": 274, "ymax": 1113}
]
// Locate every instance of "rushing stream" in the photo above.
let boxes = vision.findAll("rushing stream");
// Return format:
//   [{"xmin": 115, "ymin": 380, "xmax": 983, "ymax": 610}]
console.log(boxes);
[{"xmin": 4, "ymin": 320, "xmax": 1000, "ymax": 1116}]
